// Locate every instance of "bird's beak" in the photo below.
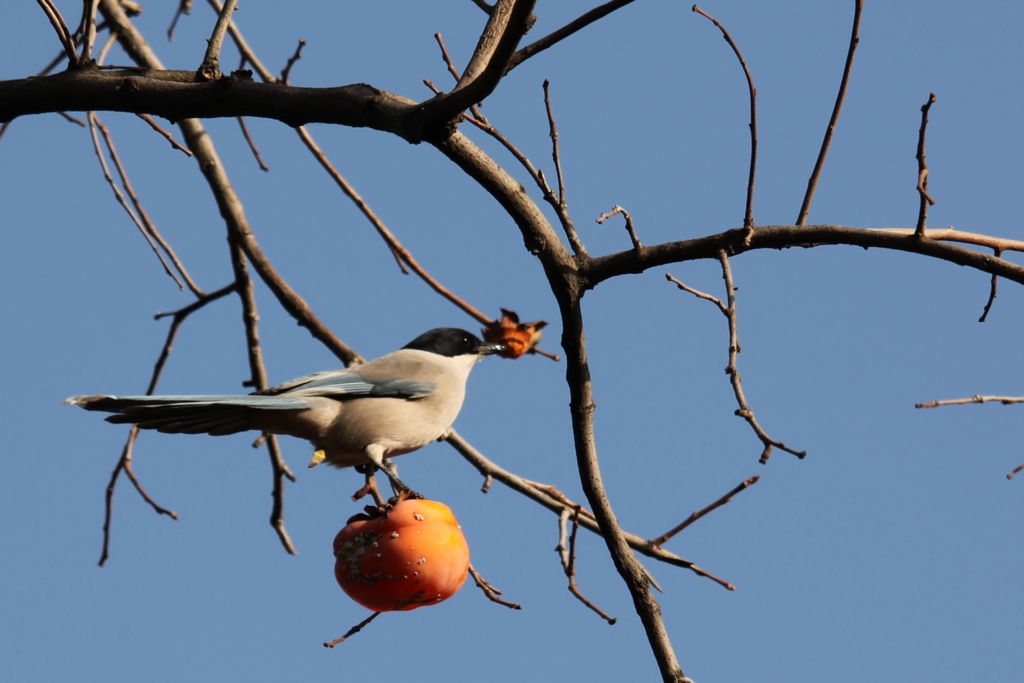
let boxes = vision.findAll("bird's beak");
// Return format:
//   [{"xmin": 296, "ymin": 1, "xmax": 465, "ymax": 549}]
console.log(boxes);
[{"xmin": 477, "ymin": 341, "xmax": 508, "ymax": 356}]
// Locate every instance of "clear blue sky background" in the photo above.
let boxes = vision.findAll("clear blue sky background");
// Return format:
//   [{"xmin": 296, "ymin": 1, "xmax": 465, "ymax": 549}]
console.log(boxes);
[{"xmin": 2, "ymin": 2, "xmax": 1022, "ymax": 681}]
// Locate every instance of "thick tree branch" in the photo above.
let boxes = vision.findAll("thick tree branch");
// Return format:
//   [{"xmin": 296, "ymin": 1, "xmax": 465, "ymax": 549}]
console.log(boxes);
[
  {"xmin": 586, "ymin": 225, "xmax": 1024, "ymax": 290},
  {"xmin": 0, "ymin": 68, "xmax": 426, "ymax": 139},
  {"xmin": 556, "ymin": 297, "xmax": 688, "ymax": 682}
]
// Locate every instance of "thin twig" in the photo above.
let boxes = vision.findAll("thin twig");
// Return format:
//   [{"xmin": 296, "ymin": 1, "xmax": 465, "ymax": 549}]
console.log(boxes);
[
  {"xmin": 99, "ymin": 284, "xmax": 235, "ymax": 566},
  {"xmin": 58, "ymin": 112, "xmax": 86, "ymax": 126},
  {"xmin": 796, "ymin": 0, "xmax": 863, "ymax": 225},
  {"xmin": 135, "ymin": 113, "xmax": 193, "ymax": 156},
  {"xmin": 227, "ymin": 235, "xmax": 297, "ymax": 554},
  {"xmin": 279, "ymin": 38, "xmax": 306, "ymax": 85},
  {"xmin": 167, "ymin": 0, "xmax": 192, "ymax": 41},
  {"xmin": 78, "ymin": 0, "xmax": 101, "ymax": 63},
  {"xmin": 434, "ymin": 33, "xmax": 463, "ymax": 84},
  {"xmin": 543, "ymin": 80, "xmax": 586, "ymax": 255},
  {"xmin": 1007, "ymin": 463, "xmax": 1024, "ymax": 480},
  {"xmin": 433, "ymin": 34, "xmax": 488, "ymax": 123},
  {"xmin": 87, "ymin": 112, "xmax": 185, "ymax": 291},
  {"xmin": 323, "ymin": 612, "xmax": 382, "ymax": 648},
  {"xmin": 206, "ymin": 0, "xmax": 274, "ymax": 83},
  {"xmin": 693, "ymin": 5, "xmax": 758, "ymax": 229},
  {"xmin": 468, "ymin": 563, "xmax": 522, "ymax": 609},
  {"xmin": 446, "ymin": 430, "xmax": 735, "ymax": 590},
  {"xmin": 979, "ymin": 247, "xmax": 1003, "ymax": 322},
  {"xmin": 197, "ymin": 0, "xmax": 238, "ymax": 80},
  {"xmin": 35, "ymin": 0, "xmax": 79, "ymax": 66},
  {"xmin": 665, "ymin": 273, "xmax": 727, "ymax": 313},
  {"xmin": 92, "ymin": 112, "xmax": 205, "ymax": 296},
  {"xmin": 565, "ymin": 507, "xmax": 617, "ymax": 624},
  {"xmin": 915, "ymin": 395, "xmax": 1024, "ymax": 409},
  {"xmin": 508, "ymin": 0, "xmax": 636, "ymax": 71},
  {"xmin": 294, "ymin": 127, "xmax": 492, "ymax": 324},
  {"xmin": 176, "ymin": 6, "xmax": 362, "ymax": 367},
  {"xmin": 237, "ymin": 117, "xmax": 269, "ymax": 171},
  {"xmin": 717, "ymin": 251, "xmax": 806, "ymax": 463},
  {"xmin": 469, "ymin": 0, "xmax": 494, "ymax": 13},
  {"xmin": 556, "ymin": 508, "xmax": 571, "ymax": 568},
  {"xmin": 649, "ymin": 475, "xmax": 759, "ymax": 547},
  {"xmin": 94, "ymin": 28, "xmax": 118, "ymax": 66},
  {"xmin": 915, "ymin": 93, "xmax": 938, "ymax": 237},
  {"xmin": 672, "ymin": 254, "xmax": 806, "ymax": 464},
  {"xmin": 597, "ymin": 205, "xmax": 642, "ymax": 252}
]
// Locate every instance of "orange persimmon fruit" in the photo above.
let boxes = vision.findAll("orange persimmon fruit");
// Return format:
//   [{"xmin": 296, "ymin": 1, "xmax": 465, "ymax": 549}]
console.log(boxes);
[{"xmin": 333, "ymin": 499, "xmax": 470, "ymax": 612}]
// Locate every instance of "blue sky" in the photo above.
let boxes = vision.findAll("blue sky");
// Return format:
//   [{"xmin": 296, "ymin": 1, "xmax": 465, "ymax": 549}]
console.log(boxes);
[{"xmin": 2, "ymin": 2, "xmax": 1022, "ymax": 681}]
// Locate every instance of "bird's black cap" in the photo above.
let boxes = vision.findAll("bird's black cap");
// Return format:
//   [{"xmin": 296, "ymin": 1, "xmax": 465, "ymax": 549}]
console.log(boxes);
[{"xmin": 403, "ymin": 328, "xmax": 505, "ymax": 358}]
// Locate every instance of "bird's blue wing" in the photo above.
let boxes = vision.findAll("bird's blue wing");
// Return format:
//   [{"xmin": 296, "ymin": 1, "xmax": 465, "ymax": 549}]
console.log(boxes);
[{"xmin": 263, "ymin": 369, "xmax": 435, "ymax": 400}]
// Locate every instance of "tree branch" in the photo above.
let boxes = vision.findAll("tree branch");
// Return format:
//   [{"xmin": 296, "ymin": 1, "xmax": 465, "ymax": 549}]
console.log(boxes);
[
  {"xmin": 796, "ymin": 0, "xmax": 863, "ymax": 225},
  {"xmin": 693, "ymin": 5, "xmax": 759, "ymax": 229},
  {"xmin": 586, "ymin": 225, "xmax": 1024, "ymax": 290},
  {"xmin": 507, "ymin": 0, "xmax": 636, "ymax": 71}
]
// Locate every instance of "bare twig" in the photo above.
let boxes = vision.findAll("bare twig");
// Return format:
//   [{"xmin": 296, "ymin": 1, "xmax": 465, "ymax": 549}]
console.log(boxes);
[
  {"xmin": 979, "ymin": 247, "xmax": 1003, "ymax": 322},
  {"xmin": 597, "ymin": 205, "xmax": 642, "ymax": 252},
  {"xmin": 543, "ymin": 80, "xmax": 586, "ymax": 255},
  {"xmin": 1007, "ymin": 463, "xmax": 1024, "ymax": 480},
  {"xmin": 915, "ymin": 395, "xmax": 1024, "ymax": 409},
  {"xmin": 279, "ymin": 38, "xmax": 306, "ymax": 85},
  {"xmin": 467, "ymin": 563, "xmax": 522, "ymax": 609},
  {"xmin": 237, "ymin": 117, "xmax": 269, "ymax": 171},
  {"xmin": 323, "ymin": 612, "xmax": 382, "ymax": 648},
  {"xmin": 94, "ymin": 29, "xmax": 118, "ymax": 66},
  {"xmin": 796, "ymin": 0, "xmax": 863, "ymax": 225},
  {"xmin": 564, "ymin": 507, "xmax": 617, "ymax": 624},
  {"xmin": 135, "ymin": 113, "xmax": 193, "ymax": 156},
  {"xmin": 470, "ymin": 0, "xmax": 494, "ymax": 13},
  {"xmin": 649, "ymin": 476, "xmax": 759, "ymax": 547},
  {"xmin": 197, "ymin": 0, "xmax": 238, "ymax": 80},
  {"xmin": 295, "ymin": 127, "xmax": 491, "ymax": 325},
  {"xmin": 78, "ymin": 0, "xmax": 101, "ymax": 63},
  {"xmin": 716, "ymin": 252, "xmax": 806, "ymax": 464},
  {"xmin": 227, "ymin": 235, "xmax": 297, "ymax": 555},
  {"xmin": 915, "ymin": 93, "xmax": 937, "ymax": 237},
  {"xmin": 35, "ymin": 0, "xmax": 79, "ymax": 66},
  {"xmin": 433, "ymin": 33, "xmax": 489, "ymax": 124},
  {"xmin": 556, "ymin": 508, "xmax": 572, "ymax": 568},
  {"xmin": 670, "ymin": 255, "xmax": 806, "ymax": 464},
  {"xmin": 100, "ymin": 284, "xmax": 235, "ymax": 566},
  {"xmin": 91, "ymin": 112, "xmax": 205, "ymax": 295},
  {"xmin": 693, "ymin": 5, "xmax": 758, "ymax": 229},
  {"xmin": 508, "ymin": 0, "xmax": 636, "ymax": 71},
  {"xmin": 58, "ymin": 111, "xmax": 86, "ymax": 126},
  {"xmin": 99, "ymin": 426, "xmax": 178, "ymax": 566},
  {"xmin": 665, "ymin": 273, "xmax": 726, "ymax": 313},
  {"xmin": 168, "ymin": 0, "xmax": 192, "ymax": 41},
  {"xmin": 446, "ymin": 430, "xmax": 735, "ymax": 590},
  {"xmin": 434, "ymin": 33, "xmax": 463, "ymax": 85},
  {"xmin": 87, "ymin": 112, "xmax": 186, "ymax": 291}
]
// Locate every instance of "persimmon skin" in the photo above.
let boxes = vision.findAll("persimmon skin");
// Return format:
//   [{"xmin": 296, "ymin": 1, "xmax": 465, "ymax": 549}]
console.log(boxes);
[{"xmin": 333, "ymin": 499, "xmax": 470, "ymax": 612}]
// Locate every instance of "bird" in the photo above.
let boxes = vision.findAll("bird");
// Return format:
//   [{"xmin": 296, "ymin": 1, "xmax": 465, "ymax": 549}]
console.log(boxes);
[{"xmin": 66, "ymin": 328, "xmax": 506, "ymax": 491}]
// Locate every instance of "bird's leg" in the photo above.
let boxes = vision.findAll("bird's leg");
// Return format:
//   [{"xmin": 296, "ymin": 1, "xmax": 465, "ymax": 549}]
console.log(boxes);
[
  {"xmin": 364, "ymin": 444, "xmax": 413, "ymax": 496},
  {"xmin": 351, "ymin": 464, "xmax": 386, "ymax": 506}
]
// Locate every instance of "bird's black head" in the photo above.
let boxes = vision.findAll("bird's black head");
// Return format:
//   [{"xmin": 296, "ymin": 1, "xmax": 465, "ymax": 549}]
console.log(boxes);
[{"xmin": 403, "ymin": 328, "xmax": 505, "ymax": 358}]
